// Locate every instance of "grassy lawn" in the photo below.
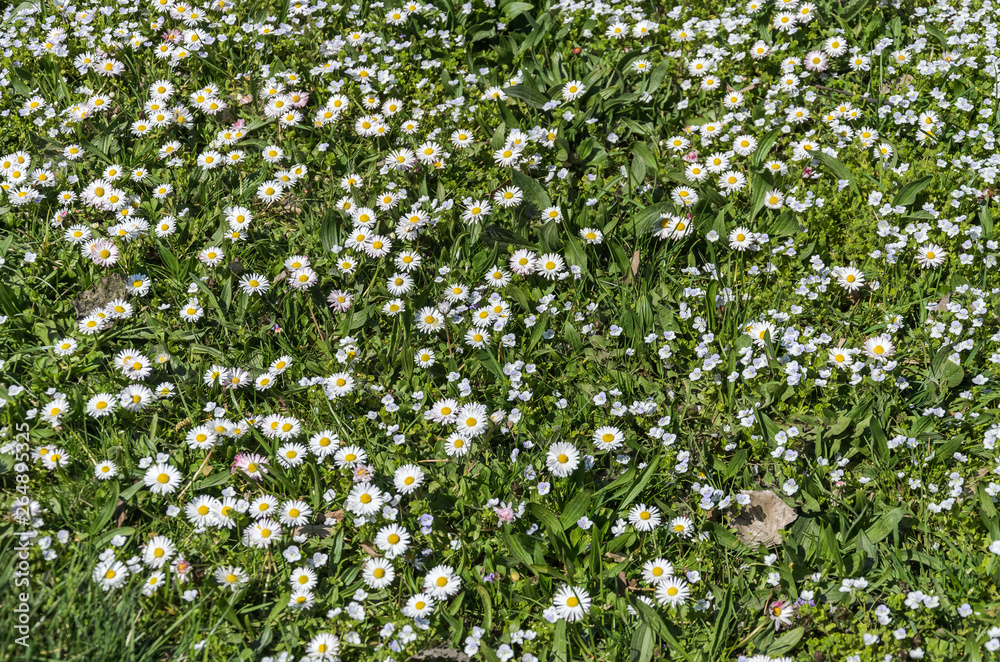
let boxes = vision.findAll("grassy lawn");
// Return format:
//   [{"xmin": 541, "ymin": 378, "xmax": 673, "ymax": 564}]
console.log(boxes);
[{"xmin": 2, "ymin": 0, "xmax": 1000, "ymax": 660}]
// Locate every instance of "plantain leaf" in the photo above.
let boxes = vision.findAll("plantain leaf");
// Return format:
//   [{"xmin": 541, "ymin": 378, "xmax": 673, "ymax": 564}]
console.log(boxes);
[
  {"xmin": 865, "ymin": 506, "xmax": 905, "ymax": 544},
  {"xmin": 511, "ymin": 170, "xmax": 551, "ymax": 210},
  {"xmin": 891, "ymin": 175, "xmax": 933, "ymax": 207},
  {"xmin": 813, "ymin": 152, "xmax": 858, "ymax": 194},
  {"xmin": 505, "ymin": 85, "xmax": 549, "ymax": 109}
]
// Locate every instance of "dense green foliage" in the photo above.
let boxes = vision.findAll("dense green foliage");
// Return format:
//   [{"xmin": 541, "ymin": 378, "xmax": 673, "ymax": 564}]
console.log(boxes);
[{"xmin": 2, "ymin": 0, "xmax": 1000, "ymax": 660}]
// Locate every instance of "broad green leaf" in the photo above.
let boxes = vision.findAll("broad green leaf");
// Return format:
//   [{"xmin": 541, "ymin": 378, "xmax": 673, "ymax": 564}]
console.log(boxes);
[
  {"xmin": 630, "ymin": 202, "xmax": 673, "ymax": 232},
  {"xmin": 505, "ymin": 85, "xmax": 549, "ymax": 109},
  {"xmin": 618, "ymin": 456, "xmax": 659, "ymax": 509},
  {"xmin": 629, "ymin": 623, "xmax": 654, "ymax": 662},
  {"xmin": 527, "ymin": 502, "xmax": 568, "ymax": 545},
  {"xmin": 551, "ymin": 620, "xmax": 569, "ymax": 662},
  {"xmin": 751, "ymin": 128, "xmax": 782, "ymax": 168},
  {"xmin": 865, "ymin": 506, "xmax": 905, "ymax": 544},
  {"xmin": 980, "ymin": 203, "xmax": 994, "ymax": 240},
  {"xmin": 558, "ymin": 489, "xmax": 592, "ymax": 529},
  {"xmin": 842, "ymin": 0, "xmax": 873, "ymax": 21},
  {"xmin": 632, "ymin": 142, "xmax": 656, "ymax": 169},
  {"xmin": 501, "ymin": 1, "xmax": 533, "ymax": 20},
  {"xmin": 501, "ymin": 526, "xmax": 535, "ymax": 574},
  {"xmin": 891, "ymin": 175, "xmax": 933, "ymax": 207},
  {"xmin": 813, "ymin": 152, "xmax": 858, "ymax": 193},
  {"xmin": 511, "ymin": 170, "xmax": 551, "ymax": 210},
  {"xmin": 767, "ymin": 627, "xmax": 805, "ymax": 655},
  {"xmin": 632, "ymin": 599, "xmax": 695, "ymax": 662}
]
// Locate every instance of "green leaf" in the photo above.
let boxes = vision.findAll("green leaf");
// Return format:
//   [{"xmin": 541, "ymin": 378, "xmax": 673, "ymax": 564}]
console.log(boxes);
[
  {"xmin": 562, "ymin": 320, "xmax": 582, "ymax": 351},
  {"xmin": 191, "ymin": 343, "xmax": 225, "ymax": 360},
  {"xmin": 511, "ymin": 170, "xmax": 551, "ymax": 210},
  {"xmin": 563, "ymin": 236, "xmax": 587, "ymax": 272},
  {"xmin": 856, "ymin": 529, "xmax": 876, "ymax": 558},
  {"xmin": 924, "ymin": 24, "xmax": 948, "ymax": 49},
  {"xmin": 501, "ymin": 1, "xmax": 533, "ymax": 20},
  {"xmin": 710, "ymin": 587, "xmax": 736, "ymax": 658},
  {"xmin": 481, "ymin": 225, "xmax": 538, "ymax": 250},
  {"xmin": 618, "ymin": 456, "xmax": 659, "ymax": 510},
  {"xmin": 725, "ymin": 450, "xmax": 748, "ymax": 480},
  {"xmin": 500, "ymin": 526, "xmax": 536, "ymax": 574},
  {"xmin": 559, "ymin": 489, "xmax": 592, "ymax": 529},
  {"xmin": 752, "ymin": 128, "xmax": 782, "ymax": 168},
  {"xmin": 813, "ymin": 152, "xmax": 858, "ymax": 194},
  {"xmin": 157, "ymin": 245, "xmax": 180, "ymax": 277},
  {"xmin": 527, "ymin": 503, "xmax": 568, "ymax": 545},
  {"xmin": 630, "ymin": 202, "xmax": 673, "ymax": 232},
  {"xmin": 505, "ymin": 85, "xmax": 549, "ymax": 109},
  {"xmin": 705, "ymin": 280, "xmax": 718, "ymax": 332},
  {"xmin": 551, "ymin": 619, "xmax": 569, "ymax": 662},
  {"xmin": 979, "ymin": 484, "xmax": 999, "ymax": 520},
  {"xmin": 632, "ymin": 142, "xmax": 656, "ymax": 169},
  {"xmin": 94, "ymin": 526, "xmax": 136, "ymax": 548},
  {"xmin": 865, "ymin": 506, "xmax": 905, "ymax": 544},
  {"xmin": 474, "ymin": 349, "xmax": 505, "ymax": 382},
  {"xmin": 769, "ymin": 210, "xmax": 801, "ymax": 236},
  {"xmin": 647, "ymin": 61, "xmax": 669, "ymax": 93},
  {"xmin": 630, "ymin": 152, "xmax": 646, "ymax": 184},
  {"xmin": 89, "ymin": 482, "xmax": 120, "ymax": 535},
  {"xmin": 490, "ymin": 122, "xmax": 507, "ymax": 150},
  {"xmin": 121, "ymin": 480, "xmax": 145, "ymax": 502},
  {"xmin": 842, "ymin": 0, "xmax": 873, "ymax": 22},
  {"xmin": 891, "ymin": 175, "xmax": 933, "ymax": 207},
  {"xmin": 632, "ymin": 599, "xmax": 695, "ymax": 662},
  {"xmin": 980, "ymin": 203, "xmax": 994, "ymax": 241},
  {"xmin": 474, "ymin": 585, "xmax": 493, "ymax": 631},
  {"xmin": 930, "ymin": 346, "xmax": 965, "ymax": 390},
  {"xmin": 629, "ymin": 623, "xmax": 654, "ymax": 662},
  {"xmin": 756, "ymin": 409, "xmax": 780, "ymax": 443},
  {"xmin": 708, "ymin": 521, "xmax": 742, "ymax": 549},
  {"xmin": 898, "ymin": 549, "xmax": 943, "ymax": 571},
  {"xmin": 194, "ymin": 469, "xmax": 232, "ymax": 491},
  {"xmin": 767, "ymin": 627, "xmax": 805, "ymax": 655},
  {"xmin": 749, "ymin": 174, "xmax": 770, "ymax": 221}
]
